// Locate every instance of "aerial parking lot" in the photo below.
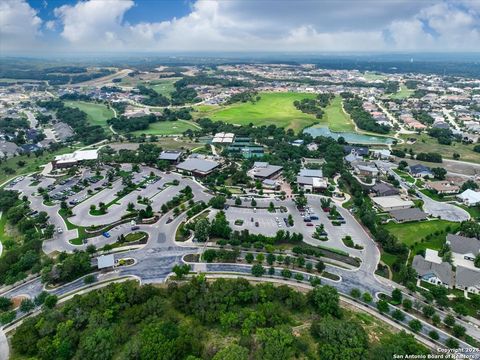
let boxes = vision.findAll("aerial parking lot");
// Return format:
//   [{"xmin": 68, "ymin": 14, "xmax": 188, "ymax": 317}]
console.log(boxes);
[{"xmin": 222, "ymin": 206, "xmax": 291, "ymax": 235}]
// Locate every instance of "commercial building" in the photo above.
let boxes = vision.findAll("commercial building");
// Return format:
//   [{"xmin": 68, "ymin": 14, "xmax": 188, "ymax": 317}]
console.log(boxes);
[
  {"xmin": 176, "ymin": 155, "xmax": 220, "ymax": 177},
  {"xmin": 371, "ymin": 195, "xmax": 414, "ymax": 211},
  {"xmin": 158, "ymin": 150, "xmax": 183, "ymax": 164},
  {"xmin": 52, "ymin": 149, "xmax": 99, "ymax": 169},
  {"xmin": 249, "ymin": 162, "xmax": 283, "ymax": 180}
]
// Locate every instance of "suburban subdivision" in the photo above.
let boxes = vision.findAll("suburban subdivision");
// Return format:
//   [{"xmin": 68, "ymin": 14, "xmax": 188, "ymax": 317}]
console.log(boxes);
[{"xmin": 1, "ymin": 56, "xmax": 480, "ymax": 360}]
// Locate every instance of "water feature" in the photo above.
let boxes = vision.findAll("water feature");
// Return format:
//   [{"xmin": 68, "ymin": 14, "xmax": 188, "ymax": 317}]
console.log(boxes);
[{"xmin": 303, "ymin": 126, "xmax": 394, "ymax": 145}]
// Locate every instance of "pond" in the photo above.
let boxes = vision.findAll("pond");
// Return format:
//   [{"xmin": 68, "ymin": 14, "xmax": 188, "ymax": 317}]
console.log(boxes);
[{"xmin": 303, "ymin": 126, "xmax": 395, "ymax": 145}]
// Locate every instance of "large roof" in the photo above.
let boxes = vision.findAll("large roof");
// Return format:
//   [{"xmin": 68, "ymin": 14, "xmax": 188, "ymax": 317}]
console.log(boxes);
[
  {"xmin": 54, "ymin": 149, "xmax": 98, "ymax": 164},
  {"xmin": 446, "ymin": 234, "xmax": 480, "ymax": 255},
  {"xmin": 176, "ymin": 157, "xmax": 219, "ymax": 174},
  {"xmin": 389, "ymin": 207, "xmax": 428, "ymax": 222},
  {"xmin": 456, "ymin": 266, "xmax": 480, "ymax": 288},
  {"xmin": 412, "ymin": 255, "xmax": 453, "ymax": 286},
  {"xmin": 251, "ymin": 162, "xmax": 283, "ymax": 178},
  {"xmin": 159, "ymin": 150, "xmax": 182, "ymax": 161},
  {"xmin": 458, "ymin": 189, "xmax": 480, "ymax": 203},
  {"xmin": 371, "ymin": 195, "xmax": 414, "ymax": 209},
  {"xmin": 298, "ymin": 169, "xmax": 323, "ymax": 178}
]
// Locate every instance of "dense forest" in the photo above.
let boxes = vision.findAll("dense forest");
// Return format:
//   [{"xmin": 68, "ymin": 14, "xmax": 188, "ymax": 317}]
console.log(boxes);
[{"xmin": 11, "ymin": 278, "xmax": 428, "ymax": 360}]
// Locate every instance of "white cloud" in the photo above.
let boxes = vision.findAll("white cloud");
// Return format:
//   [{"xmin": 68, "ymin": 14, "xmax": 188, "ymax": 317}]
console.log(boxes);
[
  {"xmin": 0, "ymin": 0, "xmax": 42, "ymax": 52},
  {"xmin": 2, "ymin": 0, "xmax": 480, "ymax": 53},
  {"xmin": 54, "ymin": 0, "xmax": 134, "ymax": 46},
  {"xmin": 45, "ymin": 20, "xmax": 55, "ymax": 30}
]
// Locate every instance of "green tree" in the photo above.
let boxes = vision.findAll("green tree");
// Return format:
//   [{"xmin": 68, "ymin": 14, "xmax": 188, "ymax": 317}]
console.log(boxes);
[
  {"xmin": 350, "ymin": 288, "xmax": 361, "ymax": 299},
  {"xmin": 194, "ymin": 218, "xmax": 210, "ymax": 242},
  {"xmin": 315, "ymin": 260, "xmax": 325, "ymax": 272},
  {"xmin": 391, "ymin": 288, "xmax": 403, "ymax": 304},
  {"xmin": 309, "ymin": 285, "xmax": 341, "ymax": 318},
  {"xmin": 362, "ymin": 292, "xmax": 373, "ymax": 303},
  {"xmin": 392, "ymin": 309, "xmax": 405, "ymax": 321},
  {"xmin": 402, "ymin": 299, "xmax": 413, "ymax": 311},
  {"xmin": 245, "ymin": 253, "xmax": 254, "ymax": 264},
  {"xmin": 310, "ymin": 316, "xmax": 369, "ymax": 360},
  {"xmin": 452, "ymin": 324, "xmax": 466, "ymax": 338},
  {"xmin": 256, "ymin": 327, "xmax": 294, "ymax": 360},
  {"xmin": 445, "ymin": 338, "xmax": 459, "ymax": 349},
  {"xmin": 408, "ymin": 319, "xmax": 422, "ymax": 333},
  {"xmin": 0, "ymin": 296, "xmax": 12, "ymax": 311},
  {"xmin": 422, "ymin": 305, "xmax": 435, "ymax": 319},
  {"xmin": 213, "ymin": 344, "xmax": 249, "ymax": 360},
  {"xmin": 370, "ymin": 331, "xmax": 428, "ymax": 359},
  {"xmin": 429, "ymin": 330, "xmax": 439, "ymax": 340},
  {"xmin": 444, "ymin": 314, "xmax": 456, "ymax": 327},
  {"xmin": 377, "ymin": 300, "xmax": 390, "ymax": 314},
  {"xmin": 43, "ymin": 294, "xmax": 58, "ymax": 309},
  {"xmin": 19, "ymin": 298, "xmax": 34, "ymax": 313},
  {"xmin": 281, "ymin": 268, "xmax": 292, "ymax": 278},
  {"xmin": 251, "ymin": 264, "xmax": 265, "ymax": 277}
]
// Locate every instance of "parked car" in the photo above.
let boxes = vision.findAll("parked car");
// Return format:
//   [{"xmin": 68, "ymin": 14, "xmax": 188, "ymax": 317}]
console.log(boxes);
[
  {"xmin": 102, "ymin": 232, "xmax": 111, "ymax": 238},
  {"xmin": 306, "ymin": 222, "xmax": 314, "ymax": 227},
  {"xmin": 57, "ymin": 227, "xmax": 63, "ymax": 234},
  {"xmin": 255, "ymin": 222, "xmax": 259, "ymax": 227}
]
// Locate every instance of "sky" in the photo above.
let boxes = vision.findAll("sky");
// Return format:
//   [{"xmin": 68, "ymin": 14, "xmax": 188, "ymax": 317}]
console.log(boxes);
[{"xmin": 1, "ymin": 0, "xmax": 480, "ymax": 55}]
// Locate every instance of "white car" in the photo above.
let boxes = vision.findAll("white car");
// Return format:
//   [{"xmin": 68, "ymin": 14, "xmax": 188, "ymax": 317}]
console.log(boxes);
[{"xmin": 57, "ymin": 227, "xmax": 63, "ymax": 234}]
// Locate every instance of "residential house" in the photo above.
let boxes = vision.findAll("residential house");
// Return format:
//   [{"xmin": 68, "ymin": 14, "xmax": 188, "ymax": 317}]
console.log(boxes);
[
  {"xmin": 371, "ymin": 182, "xmax": 399, "ymax": 197},
  {"xmin": 389, "ymin": 207, "xmax": 428, "ymax": 223},
  {"xmin": 446, "ymin": 234, "xmax": 480, "ymax": 263},
  {"xmin": 457, "ymin": 189, "xmax": 480, "ymax": 206},
  {"xmin": 409, "ymin": 164, "xmax": 433, "ymax": 178},
  {"xmin": 412, "ymin": 251, "xmax": 454, "ymax": 288},
  {"xmin": 371, "ymin": 149, "xmax": 392, "ymax": 160},
  {"xmin": 426, "ymin": 181, "xmax": 460, "ymax": 194},
  {"xmin": 455, "ymin": 266, "xmax": 480, "ymax": 295}
]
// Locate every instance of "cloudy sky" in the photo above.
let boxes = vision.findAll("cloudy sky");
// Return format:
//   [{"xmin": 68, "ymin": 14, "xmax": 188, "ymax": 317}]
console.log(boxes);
[{"xmin": 1, "ymin": 0, "xmax": 480, "ymax": 55}]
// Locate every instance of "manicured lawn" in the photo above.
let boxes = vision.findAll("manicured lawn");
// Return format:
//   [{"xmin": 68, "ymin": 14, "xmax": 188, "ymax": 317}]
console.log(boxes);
[
  {"xmin": 382, "ymin": 219, "xmax": 458, "ymax": 248},
  {"xmin": 380, "ymin": 252, "xmax": 397, "ymax": 267},
  {"xmin": 132, "ymin": 120, "xmax": 199, "ymax": 136},
  {"xmin": 124, "ymin": 231, "xmax": 147, "ymax": 242},
  {"xmin": 64, "ymin": 101, "xmax": 114, "ymax": 129},
  {"xmin": 148, "ymin": 78, "xmax": 179, "ymax": 98},
  {"xmin": 457, "ymin": 204, "xmax": 480, "ymax": 220},
  {"xmin": 0, "ymin": 146, "xmax": 73, "ymax": 187},
  {"xmin": 388, "ymin": 84, "xmax": 414, "ymax": 100},
  {"xmin": 392, "ymin": 168, "xmax": 415, "ymax": 183},
  {"xmin": 196, "ymin": 92, "xmax": 317, "ymax": 132},
  {"xmin": 363, "ymin": 72, "xmax": 387, "ymax": 81},
  {"xmin": 394, "ymin": 133, "xmax": 480, "ymax": 163},
  {"xmin": 0, "ymin": 213, "xmax": 12, "ymax": 252},
  {"xmin": 321, "ymin": 95, "xmax": 355, "ymax": 132}
]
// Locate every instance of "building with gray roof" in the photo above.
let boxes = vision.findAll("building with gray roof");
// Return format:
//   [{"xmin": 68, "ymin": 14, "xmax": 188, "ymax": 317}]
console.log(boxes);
[
  {"xmin": 372, "ymin": 182, "xmax": 399, "ymax": 197},
  {"xmin": 389, "ymin": 207, "xmax": 428, "ymax": 223},
  {"xmin": 176, "ymin": 156, "xmax": 220, "ymax": 176},
  {"xmin": 412, "ymin": 255, "xmax": 454, "ymax": 287},
  {"xmin": 446, "ymin": 234, "xmax": 480, "ymax": 261},
  {"xmin": 455, "ymin": 266, "xmax": 480, "ymax": 295},
  {"xmin": 159, "ymin": 150, "xmax": 183, "ymax": 163},
  {"xmin": 298, "ymin": 168, "xmax": 323, "ymax": 178},
  {"xmin": 249, "ymin": 162, "xmax": 283, "ymax": 179},
  {"xmin": 0, "ymin": 141, "xmax": 20, "ymax": 158}
]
